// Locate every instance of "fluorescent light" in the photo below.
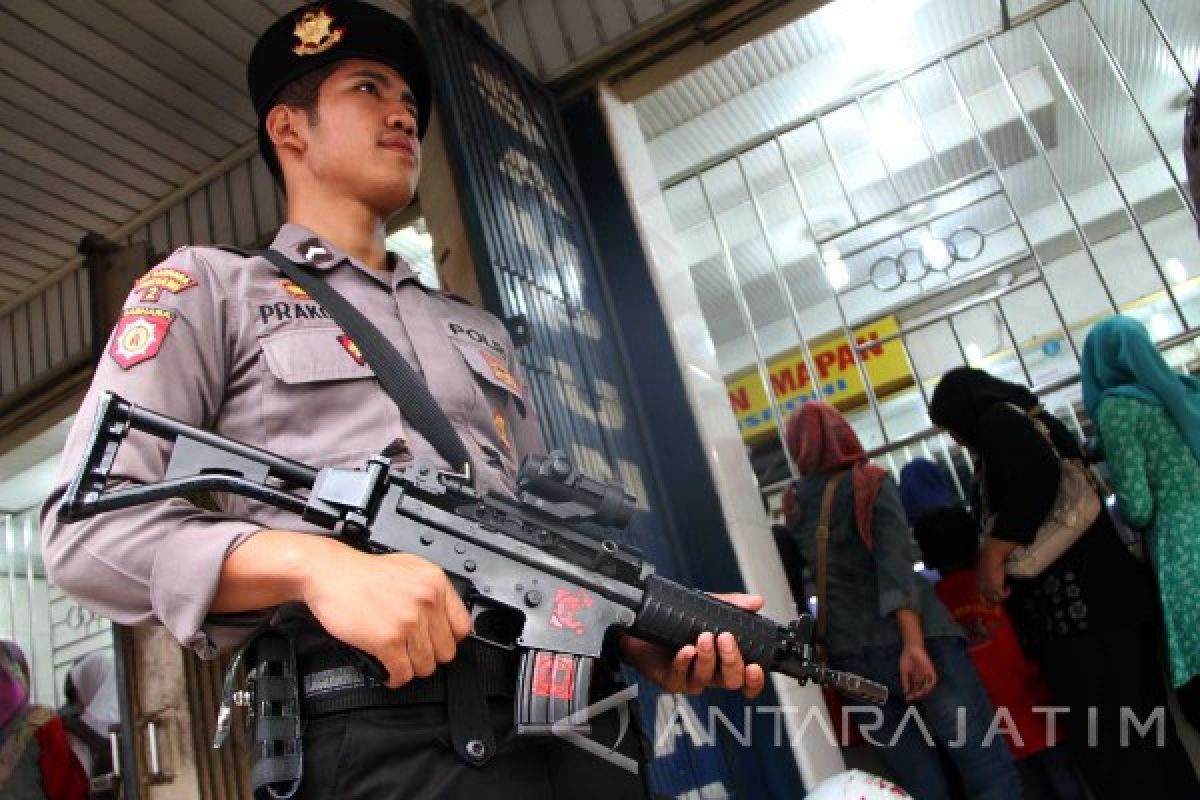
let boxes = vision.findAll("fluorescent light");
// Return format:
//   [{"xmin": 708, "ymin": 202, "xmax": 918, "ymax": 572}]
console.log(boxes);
[
  {"xmin": 825, "ymin": 257, "xmax": 849, "ymax": 290},
  {"xmin": 1166, "ymin": 257, "xmax": 1188, "ymax": 284},
  {"xmin": 964, "ymin": 342, "xmax": 984, "ymax": 365},
  {"xmin": 1151, "ymin": 312, "xmax": 1173, "ymax": 339},
  {"xmin": 919, "ymin": 230, "xmax": 953, "ymax": 271}
]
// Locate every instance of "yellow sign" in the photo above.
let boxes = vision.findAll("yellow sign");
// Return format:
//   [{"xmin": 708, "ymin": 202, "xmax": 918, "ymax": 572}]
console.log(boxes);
[{"xmin": 726, "ymin": 316, "xmax": 914, "ymax": 441}]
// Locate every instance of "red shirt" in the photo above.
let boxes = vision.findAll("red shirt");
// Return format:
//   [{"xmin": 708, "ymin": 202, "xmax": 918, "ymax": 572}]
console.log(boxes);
[
  {"xmin": 35, "ymin": 715, "xmax": 90, "ymax": 800},
  {"xmin": 934, "ymin": 569, "xmax": 1057, "ymax": 758}
]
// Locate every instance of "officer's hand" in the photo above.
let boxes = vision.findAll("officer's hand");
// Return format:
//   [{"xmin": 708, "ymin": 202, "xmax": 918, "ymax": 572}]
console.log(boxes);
[
  {"xmin": 301, "ymin": 545, "xmax": 473, "ymax": 688},
  {"xmin": 619, "ymin": 592, "xmax": 767, "ymax": 699}
]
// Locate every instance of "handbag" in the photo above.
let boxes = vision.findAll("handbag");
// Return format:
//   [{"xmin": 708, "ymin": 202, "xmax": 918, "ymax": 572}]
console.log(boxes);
[{"xmin": 980, "ymin": 403, "xmax": 1101, "ymax": 578}]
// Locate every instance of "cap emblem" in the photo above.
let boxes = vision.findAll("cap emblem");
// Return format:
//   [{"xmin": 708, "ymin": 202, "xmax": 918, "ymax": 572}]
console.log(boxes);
[{"xmin": 292, "ymin": 7, "xmax": 344, "ymax": 56}]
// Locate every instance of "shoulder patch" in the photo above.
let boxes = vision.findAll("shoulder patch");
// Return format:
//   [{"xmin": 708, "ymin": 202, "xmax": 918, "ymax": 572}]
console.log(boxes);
[
  {"xmin": 109, "ymin": 307, "xmax": 175, "ymax": 369},
  {"xmin": 132, "ymin": 267, "xmax": 197, "ymax": 302},
  {"xmin": 492, "ymin": 410, "xmax": 512, "ymax": 452},
  {"xmin": 481, "ymin": 350, "xmax": 521, "ymax": 395}
]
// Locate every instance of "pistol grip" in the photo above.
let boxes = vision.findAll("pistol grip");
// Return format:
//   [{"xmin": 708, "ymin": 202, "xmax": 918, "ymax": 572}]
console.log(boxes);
[{"xmin": 515, "ymin": 650, "xmax": 594, "ymax": 736}]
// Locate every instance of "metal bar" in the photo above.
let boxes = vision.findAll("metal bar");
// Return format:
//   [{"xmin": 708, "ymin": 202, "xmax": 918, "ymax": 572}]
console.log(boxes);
[
  {"xmin": 657, "ymin": 4, "xmax": 1065, "ymax": 191},
  {"xmin": 439, "ymin": 16, "xmax": 582, "ymax": 463},
  {"xmin": 697, "ymin": 174, "xmax": 794, "ymax": 461},
  {"xmin": 940, "ymin": 57, "xmax": 1082, "ymax": 363},
  {"xmin": 1137, "ymin": 0, "xmax": 1194, "ymax": 87},
  {"xmin": 1031, "ymin": 16, "xmax": 1187, "ymax": 327},
  {"xmin": 204, "ymin": 182, "xmax": 217, "ymax": 244},
  {"xmin": 1076, "ymin": 1, "xmax": 1196, "ymax": 223},
  {"xmin": 994, "ymin": 299, "xmax": 1034, "ymax": 386},
  {"xmin": 865, "ymin": 267, "xmax": 1039, "ymax": 351},
  {"xmin": 840, "ymin": 217, "xmax": 1017, "ymax": 300},
  {"xmin": 23, "ymin": 513, "xmax": 34, "ymax": 700},
  {"xmin": 938, "ymin": 432, "xmax": 972, "ymax": 489},
  {"xmin": 815, "ymin": 169, "xmax": 996, "ymax": 246},
  {"xmin": 861, "ymin": 364, "xmax": 1162, "ymax": 463},
  {"xmin": 1007, "ymin": 0, "xmax": 1071, "ymax": 27},
  {"xmin": 833, "ymin": 188, "xmax": 1004, "ymax": 264},
  {"xmin": 898, "ymin": 78, "xmax": 950, "ymax": 185},
  {"xmin": 54, "ymin": 282, "xmax": 66, "ymax": 368},
  {"xmin": 980, "ymin": 38, "xmax": 1123, "ymax": 317},
  {"xmin": 775, "ymin": 138, "xmax": 890, "ymax": 441},
  {"xmin": 854, "ymin": 96, "xmax": 905, "ymax": 204},
  {"xmin": 814, "ymin": 115, "xmax": 861, "ymax": 226},
  {"xmin": 923, "ymin": 437, "xmax": 964, "ymax": 500},
  {"xmin": 947, "ymin": 312, "xmax": 971, "ymax": 366},
  {"xmin": 1062, "ymin": 397, "xmax": 1085, "ymax": 441},
  {"xmin": 733, "ymin": 152, "xmax": 820, "ymax": 475},
  {"xmin": 5, "ymin": 516, "xmax": 15, "ymax": 642}
]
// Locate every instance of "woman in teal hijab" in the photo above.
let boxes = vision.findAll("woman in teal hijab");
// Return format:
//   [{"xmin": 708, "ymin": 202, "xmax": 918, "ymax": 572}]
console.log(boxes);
[{"xmin": 1081, "ymin": 314, "xmax": 1200, "ymax": 729}]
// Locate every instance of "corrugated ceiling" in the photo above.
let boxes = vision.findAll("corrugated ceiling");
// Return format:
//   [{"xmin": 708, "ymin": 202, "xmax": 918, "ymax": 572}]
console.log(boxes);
[
  {"xmin": 638, "ymin": 0, "xmax": 1200, "ymax": 349},
  {"xmin": 0, "ymin": 0, "xmax": 698, "ymax": 311},
  {"xmin": 0, "ymin": 0, "xmax": 703, "ymax": 408}
]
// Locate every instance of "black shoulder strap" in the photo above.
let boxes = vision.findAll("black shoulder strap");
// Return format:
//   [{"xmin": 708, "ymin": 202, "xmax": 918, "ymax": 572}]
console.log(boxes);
[{"xmin": 255, "ymin": 248, "xmax": 474, "ymax": 483}]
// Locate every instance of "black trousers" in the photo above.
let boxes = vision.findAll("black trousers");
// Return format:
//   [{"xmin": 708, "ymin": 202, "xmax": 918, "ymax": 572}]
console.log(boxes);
[
  {"xmin": 1040, "ymin": 624, "xmax": 1200, "ymax": 800},
  {"xmin": 294, "ymin": 695, "xmax": 658, "ymax": 800},
  {"xmin": 1177, "ymin": 676, "xmax": 1200, "ymax": 733}
]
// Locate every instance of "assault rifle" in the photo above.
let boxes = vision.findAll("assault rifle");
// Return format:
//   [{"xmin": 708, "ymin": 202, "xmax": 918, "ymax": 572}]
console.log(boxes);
[{"xmin": 60, "ymin": 391, "xmax": 886, "ymax": 737}]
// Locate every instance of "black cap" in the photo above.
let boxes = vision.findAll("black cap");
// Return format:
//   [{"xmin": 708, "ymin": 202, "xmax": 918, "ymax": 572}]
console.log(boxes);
[{"xmin": 248, "ymin": 2, "xmax": 432, "ymax": 168}]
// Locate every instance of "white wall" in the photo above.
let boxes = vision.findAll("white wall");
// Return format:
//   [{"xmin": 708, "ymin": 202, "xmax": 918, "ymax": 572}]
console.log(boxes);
[{"xmin": 598, "ymin": 83, "xmax": 846, "ymax": 789}]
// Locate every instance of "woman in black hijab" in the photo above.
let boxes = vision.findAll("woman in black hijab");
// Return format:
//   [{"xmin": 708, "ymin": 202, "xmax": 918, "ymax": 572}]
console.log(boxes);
[{"xmin": 930, "ymin": 367, "xmax": 1199, "ymax": 800}]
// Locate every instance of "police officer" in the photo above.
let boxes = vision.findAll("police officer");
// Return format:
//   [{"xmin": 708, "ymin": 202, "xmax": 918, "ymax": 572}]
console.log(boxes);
[{"xmin": 42, "ymin": 3, "xmax": 767, "ymax": 798}]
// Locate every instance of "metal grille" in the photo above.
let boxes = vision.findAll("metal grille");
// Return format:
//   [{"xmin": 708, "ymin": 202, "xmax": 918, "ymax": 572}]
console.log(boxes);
[
  {"xmin": 415, "ymin": 2, "xmax": 751, "ymax": 793},
  {"xmin": 653, "ymin": 0, "xmax": 1200, "ymax": 490},
  {"xmin": 0, "ymin": 504, "xmax": 112, "ymax": 708}
]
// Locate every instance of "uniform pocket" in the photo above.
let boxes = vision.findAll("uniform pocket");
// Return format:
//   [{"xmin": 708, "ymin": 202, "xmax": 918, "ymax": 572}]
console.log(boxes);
[{"xmin": 257, "ymin": 327, "xmax": 405, "ymax": 469}]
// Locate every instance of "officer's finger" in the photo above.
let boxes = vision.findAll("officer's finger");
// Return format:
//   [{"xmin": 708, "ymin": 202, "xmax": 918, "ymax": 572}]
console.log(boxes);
[
  {"xmin": 664, "ymin": 645, "xmax": 696, "ymax": 693},
  {"xmin": 742, "ymin": 664, "xmax": 767, "ymax": 699},
  {"xmin": 406, "ymin": 618, "xmax": 438, "ymax": 679},
  {"xmin": 428, "ymin": 602, "xmax": 459, "ymax": 665},
  {"xmin": 715, "ymin": 632, "xmax": 746, "ymax": 691},
  {"xmin": 384, "ymin": 648, "xmax": 415, "ymax": 689},
  {"xmin": 687, "ymin": 632, "xmax": 717, "ymax": 693},
  {"xmin": 445, "ymin": 589, "xmax": 473, "ymax": 642}
]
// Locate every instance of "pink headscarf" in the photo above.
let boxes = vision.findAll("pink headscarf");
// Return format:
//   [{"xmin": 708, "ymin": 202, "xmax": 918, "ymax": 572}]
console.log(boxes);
[
  {"xmin": 0, "ymin": 640, "xmax": 29, "ymax": 733},
  {"xmin": 0, "ymin": 639, "xmax": 50, "ymax": 785},
  {"xmin": 784, "ymin": 402, "xmax": 889, "ymax": 550}
]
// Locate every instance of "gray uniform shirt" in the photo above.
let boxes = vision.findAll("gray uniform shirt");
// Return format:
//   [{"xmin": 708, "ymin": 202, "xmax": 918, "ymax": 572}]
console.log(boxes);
[{"xmin": 41, "ymin": 223, "xmax": 545, "ymax": 659}]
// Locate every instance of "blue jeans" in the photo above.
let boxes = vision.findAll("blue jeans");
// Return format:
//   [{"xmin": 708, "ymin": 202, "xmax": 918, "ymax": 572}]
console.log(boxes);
[{"xmin": 835, "ymin": 636, "xmax": 1022, "ymax": 800}]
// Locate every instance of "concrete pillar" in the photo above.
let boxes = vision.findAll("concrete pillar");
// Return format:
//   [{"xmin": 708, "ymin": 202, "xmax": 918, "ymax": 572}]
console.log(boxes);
[{"xmin": 594, "ymin": 83, "xmax": 846, "ymax": 788}]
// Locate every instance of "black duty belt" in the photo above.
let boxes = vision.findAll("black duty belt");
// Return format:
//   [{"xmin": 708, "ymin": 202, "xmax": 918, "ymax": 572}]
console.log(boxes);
[{"xmin": 299, "ymin": 639, "xmax": 516, "ymax": 717}]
